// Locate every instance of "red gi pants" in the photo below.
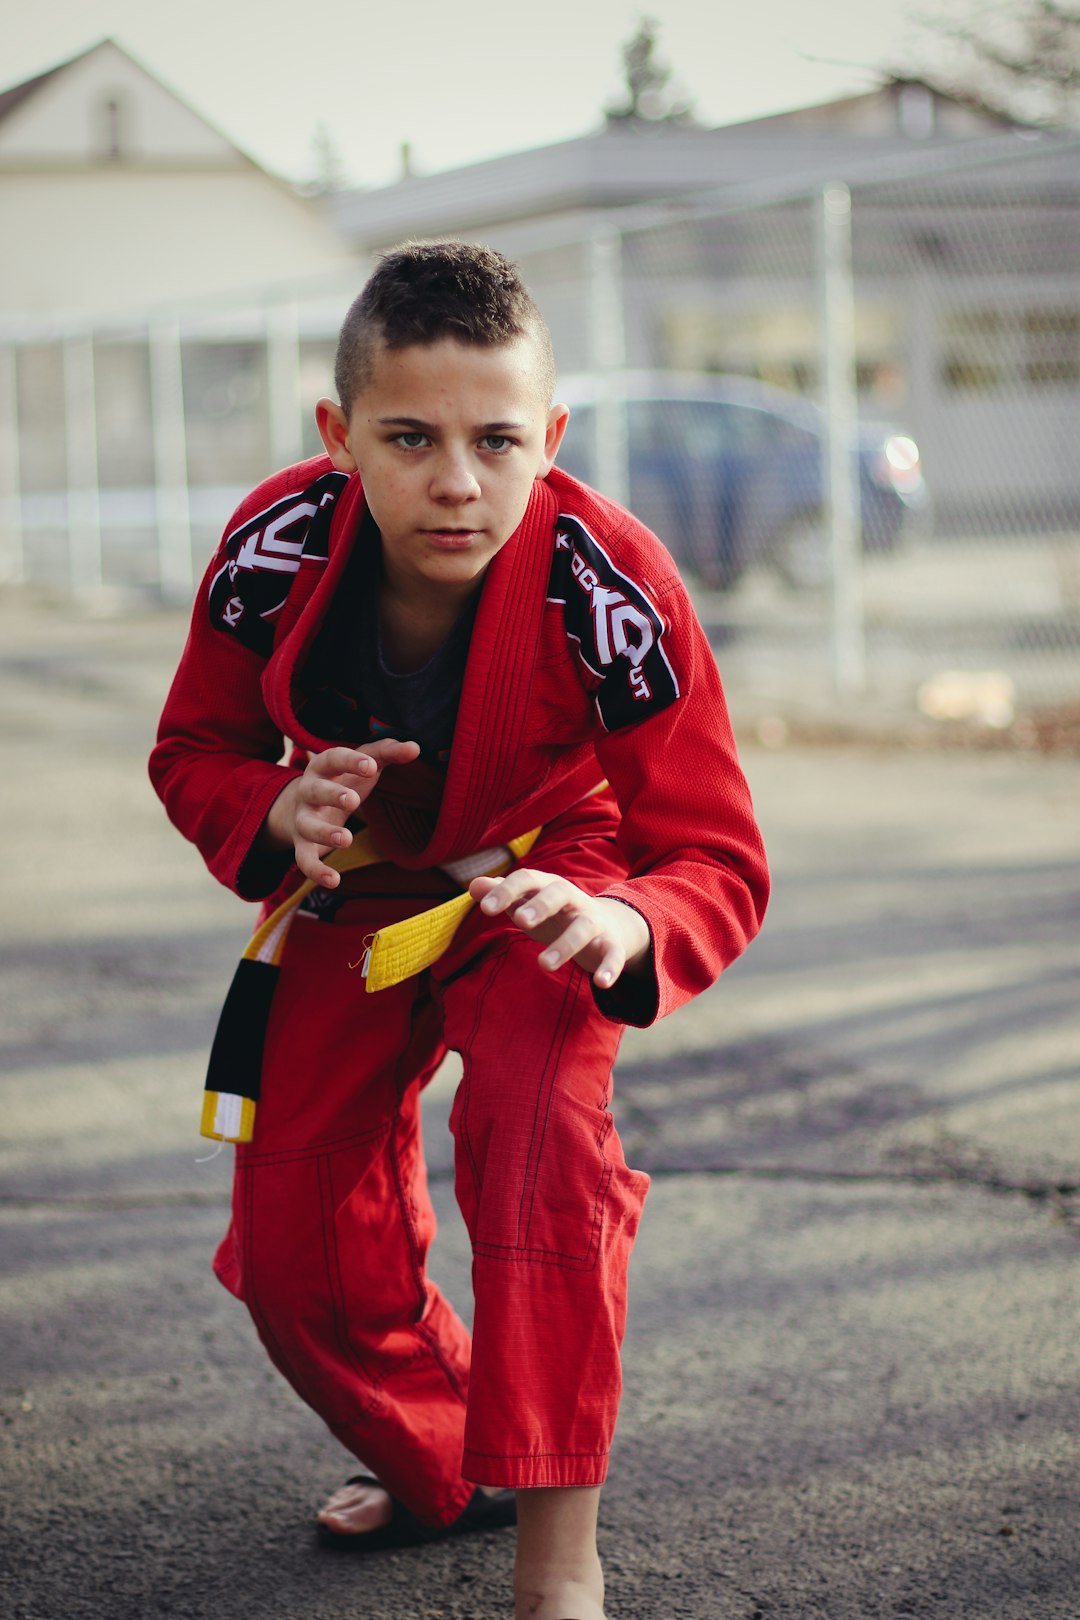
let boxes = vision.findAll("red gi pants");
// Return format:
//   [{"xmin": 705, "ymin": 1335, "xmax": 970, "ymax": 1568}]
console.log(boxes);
[{"xmin": 211, "ymin": 792, "xmax": 650, "ymax": 1527}]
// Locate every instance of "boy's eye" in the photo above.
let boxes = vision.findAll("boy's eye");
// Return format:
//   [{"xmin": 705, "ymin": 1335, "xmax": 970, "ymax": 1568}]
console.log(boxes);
[
  {"xmin": 396, "ymin": 431, "xmax": 429, "ymax": 449},
  {"xmin": 480, "ymin": 434, "xmax": 512, "ymax": 452}
]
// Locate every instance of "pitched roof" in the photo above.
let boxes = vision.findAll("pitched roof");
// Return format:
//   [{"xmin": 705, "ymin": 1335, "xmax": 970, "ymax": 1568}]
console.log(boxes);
[
  {"xmin": 0, "ymin": 57, "xmax": 70, "ymax": 125},
  {"xmin": 729, "ymin": 76, "xmax": 1023, "ymax": 134},
  {"xmin": 0, "ymin": 36, "xmax": 274, "ymax": 176}
]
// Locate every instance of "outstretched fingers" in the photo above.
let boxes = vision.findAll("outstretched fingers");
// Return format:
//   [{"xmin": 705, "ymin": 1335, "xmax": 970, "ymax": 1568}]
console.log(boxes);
[
  {"xmin": 289, "ymin": 740, "xmax": 420, "ymax": 886},
  {"xmin": 470, "ymin": 869, "xmax": 633, "ymax": 987},
  {"xmin": 306, "ymin": 739, "xmax": 421, "ymax": 794}
]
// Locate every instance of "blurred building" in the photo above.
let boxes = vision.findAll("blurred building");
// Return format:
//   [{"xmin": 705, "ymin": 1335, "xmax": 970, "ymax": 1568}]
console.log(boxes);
[
  {"xmin": 1, "ymin": 43, "xmax": 1077, "ymax": 597},
  {"xmin": 329, "ymin": 81, "xmax": 1078, "ymax": 536},
  {"xmin": 0, "ymin": 37, "xmax": 351, "ymax": 319},
  {"xmin": 329, "ymin": 78, "xmax": 1012, "ymax": 255},
  {"xmin": 0, "ymin": 39, "xmax": 359, "ymax": 588}
]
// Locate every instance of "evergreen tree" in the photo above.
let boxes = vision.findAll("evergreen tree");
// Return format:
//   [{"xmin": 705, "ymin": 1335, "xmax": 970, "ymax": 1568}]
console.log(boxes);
[{"xmin": 606, "ymin": 17, "xmax": 696, "ymax": 126}]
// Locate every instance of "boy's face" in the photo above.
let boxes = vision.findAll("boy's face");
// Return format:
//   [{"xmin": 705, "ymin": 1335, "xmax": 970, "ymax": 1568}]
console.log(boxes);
[{"xmin": 316, "ymin": 335, "xmax": 568, "ymax": 601}]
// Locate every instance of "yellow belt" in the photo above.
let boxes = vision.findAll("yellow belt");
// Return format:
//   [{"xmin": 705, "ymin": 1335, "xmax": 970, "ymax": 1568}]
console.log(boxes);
[
  {"xmin": 200, "ymin": 783, "xmax": 608, "ymax": 1145},
  {"xmin": 237, "ymin": 822, "xmax": 543, "ymax": 991},
  {"xmin": 200, "ymin": 824, "xmax": 542, "ymax": 1144}
]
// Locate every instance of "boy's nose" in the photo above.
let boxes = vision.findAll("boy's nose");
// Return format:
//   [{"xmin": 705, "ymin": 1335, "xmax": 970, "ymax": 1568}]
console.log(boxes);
[{"xmin": 430, "ymin": 453, "xmax": 481, "ymax": 504}]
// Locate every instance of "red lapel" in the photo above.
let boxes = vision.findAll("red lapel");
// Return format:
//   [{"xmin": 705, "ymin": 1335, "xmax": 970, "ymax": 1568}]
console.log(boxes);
[
  {"xmin": 262, "ymin": 471, "xmax": 558, "ymax": 866},
  {"xmin": 262, "ymin": 471, "xmax": 367, "ymax": 720},
  {"xmin": 421, "ymin": 474, "xmax": 558, "ymax": 864}
]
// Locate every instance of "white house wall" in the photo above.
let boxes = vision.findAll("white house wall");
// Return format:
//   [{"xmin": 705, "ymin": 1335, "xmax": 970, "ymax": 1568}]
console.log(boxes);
[
  {"xmin": 913, "ymin": 272, "xmax": 1080, "ymax": 527},
  {"xmin": 0, "ymin": 170, "xmax": 353, "ymax": 319},
  {"xmin": 0, "ymin": 40, "xmax": 355, "ymax": 321},
  {"xmin": 0, "ymin": 41, "xmax": 239, "ymax": 165}
]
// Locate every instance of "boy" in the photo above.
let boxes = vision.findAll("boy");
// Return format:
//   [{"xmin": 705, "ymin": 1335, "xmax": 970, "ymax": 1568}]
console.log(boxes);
[{"xmin": 151, "ymin": 242, "xmax": 768, "ymax": 1620}]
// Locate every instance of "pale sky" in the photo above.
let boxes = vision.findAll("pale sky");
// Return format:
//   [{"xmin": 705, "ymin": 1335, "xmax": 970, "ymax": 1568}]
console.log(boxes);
[{"xmin": 1, "ymin": 0, "xmax": 961, "ymax": 188}]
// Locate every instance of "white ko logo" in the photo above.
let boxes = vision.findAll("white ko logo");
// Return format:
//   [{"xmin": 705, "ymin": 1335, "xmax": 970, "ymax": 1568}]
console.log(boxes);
[
  {"xmin": 565, "ymin": 544, "xmax": 656, "ymax": 699},
  {"xmin": 231, "ymin": 501, "xmax": 318, "ymax": 575},
  {"xmin": 208, "ymin": 472, "xmax": 346, "ymax": 656},
  {"xmin": 549, "ymin": 517, "xmax": 679, "ymax": 730}
]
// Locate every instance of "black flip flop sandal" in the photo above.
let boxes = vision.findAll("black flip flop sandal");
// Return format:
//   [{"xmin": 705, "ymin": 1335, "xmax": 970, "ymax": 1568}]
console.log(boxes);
[{"xmin": 316, "ymin": 1473, "xmax": 517, "ymax": 1553}]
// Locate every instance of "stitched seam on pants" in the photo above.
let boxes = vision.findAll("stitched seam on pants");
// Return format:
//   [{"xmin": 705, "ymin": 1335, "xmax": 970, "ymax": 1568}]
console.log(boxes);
[
  {"xmin": 387, "ymin": 1108, "xmax": 430, "ymax": 1324},
  {"xmin": 385, "ymin": 1105, "xmax": 469, "ymax": 1405},
  {"xmin": 412, "ymin": 1317, "xmax": 469, "ymax": 1406},
  {"xmin": 516, "ymin": 966, "xmax": 581, "ymax": 1251},
  {"xmin": 318, "ymin": 1152, "xmax": 381, "ymax": 1405},
  {"xmin": 453, "ymin": 941, "xmax": 613, "ymax": 1264},
  {"xmin": 463, "ymin": 1446, "xmax": 609, "ymax": 1458},
  {"xmin": 239, "ymin": 1163, "xmax": 305, "ymax": 1388},
  {"xmin": 236, "ymin": 1120, "xmax": 390, "ymax": 1168},
  {"xmin": 320, "ymin": 1149, "xmax": 429, "ymax": 1410},
  {"xmin": 473, "ymin": 1161, "xmax": 611, "ymax": 1269},
  {"xmin": 456, "ymin": 939, "xmax": 511, "ymax": 1209},
  {"xmin": 321, "ymin": 1143, "xmax": 465, "ymax": 1412}
]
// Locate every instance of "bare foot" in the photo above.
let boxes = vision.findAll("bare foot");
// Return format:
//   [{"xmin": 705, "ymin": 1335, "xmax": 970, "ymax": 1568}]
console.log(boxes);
[
  {"xmin": 317, "ymin": 1478, "xmax": 506, "ymax": 1538},
  {"xmin": 317, "ymin": 1479, "xmax": 394, "ymax": 1536}
]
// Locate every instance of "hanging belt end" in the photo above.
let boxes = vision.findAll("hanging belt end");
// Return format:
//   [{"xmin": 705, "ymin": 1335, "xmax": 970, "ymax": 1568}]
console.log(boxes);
[{"xmin": 200, "ymin": 1090, "xmax": 256, "ymax": 1144}]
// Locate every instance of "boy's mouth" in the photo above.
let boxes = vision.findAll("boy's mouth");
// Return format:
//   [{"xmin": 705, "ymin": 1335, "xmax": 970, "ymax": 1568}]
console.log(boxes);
[{"xmin": 424, "ymin": 528, "xmax": 480, "ymax": 545}]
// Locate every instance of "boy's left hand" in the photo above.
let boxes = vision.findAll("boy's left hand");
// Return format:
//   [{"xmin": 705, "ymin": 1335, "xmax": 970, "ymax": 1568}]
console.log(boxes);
[{"xmin": 470, "ymin": 869, "xmax": 651, "ymax": 989}]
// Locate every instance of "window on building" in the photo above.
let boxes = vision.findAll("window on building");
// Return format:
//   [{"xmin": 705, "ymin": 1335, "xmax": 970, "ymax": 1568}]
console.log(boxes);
[
  {"xmin": 940, "ymin": 311, "xmax": 1005, "ymax": 391},
  {"xmin": 1023, "ymin": 309, "xmax": 1080, "ymax": 387},
  {"xmin": 940, "ymin": 307, "xmax": 1080, "ymax": 391},
  {"xmin": 96, "ymin": 93, "xmax": 128, "ymax": 160},
  {"xmin": 660, "ymin": 302, "xmax": 906, "ymax": 405}
]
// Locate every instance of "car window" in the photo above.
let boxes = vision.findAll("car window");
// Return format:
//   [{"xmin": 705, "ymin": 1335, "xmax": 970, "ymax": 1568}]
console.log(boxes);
[
  {"xmin": 723, "ymin": 404, "xmax": 780, "ymax": 450},
  {"xmin": 558, "ymin": 394, "xmax": 821, "ymax": 480},
  {"xmin": 767, "ymin": 414, "xmax": 818, "ymax": 454},
  {"xmin": 627, "ymin": 401, "xmax": 735, "ymax": 458}
]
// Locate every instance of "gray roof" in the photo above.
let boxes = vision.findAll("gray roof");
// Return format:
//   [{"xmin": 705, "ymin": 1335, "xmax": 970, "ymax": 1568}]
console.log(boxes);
[
  {"xmin": 332, "ymin": 129, "xmax": 1053, "ymax": 251},
  {"xmin": 328, "ymin": 80, "xmax": 1046, "ymax": 251}
]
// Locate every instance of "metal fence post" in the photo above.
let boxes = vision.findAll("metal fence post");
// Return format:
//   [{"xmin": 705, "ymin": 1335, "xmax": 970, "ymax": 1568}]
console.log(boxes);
[
  {"xmin": 0, "ymin": 340, "xmax": 23, "ymax": 584},
  {"xmin": 587, "ymin": 225, "xmax": 629, "ymax": 508},
  {"xmin": 149, "ymin": 319, "xmax": 193, "ymax": 600},
  {"xmin": 63, "ymin": 331, "xmax": 103, "ymax": 594},
  {"xmin": 817, "ymin": 182, "xmax": 865, "ymax": 698}
]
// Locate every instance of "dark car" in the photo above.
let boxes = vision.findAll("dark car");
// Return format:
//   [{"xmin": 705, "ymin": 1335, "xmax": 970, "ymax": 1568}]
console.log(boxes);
[{"xmin": 554, "ymin": 372, "xmax": 927, "ymax": 590}]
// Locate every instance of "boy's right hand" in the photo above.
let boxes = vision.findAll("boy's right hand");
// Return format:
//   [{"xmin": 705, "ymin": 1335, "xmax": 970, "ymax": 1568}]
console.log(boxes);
[{"xmin": 259, "ymin": 741, "xmax": 420, "ymax": 887}]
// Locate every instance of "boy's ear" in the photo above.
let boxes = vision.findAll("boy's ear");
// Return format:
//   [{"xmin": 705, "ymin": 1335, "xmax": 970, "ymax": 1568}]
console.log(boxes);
[
  {"xmin": 315, "ymin": 398, "xmax": 358, "ymax": 473},
  {"xmin": 541, "ymin": 403, "xmax": 570, "ymax": 473}
]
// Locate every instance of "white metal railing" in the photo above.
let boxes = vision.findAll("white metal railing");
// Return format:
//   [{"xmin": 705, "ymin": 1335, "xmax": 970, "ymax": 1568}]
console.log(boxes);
[{"xmin": 2, "ymin": 138, "xmax": 1078, "ymax": 715}]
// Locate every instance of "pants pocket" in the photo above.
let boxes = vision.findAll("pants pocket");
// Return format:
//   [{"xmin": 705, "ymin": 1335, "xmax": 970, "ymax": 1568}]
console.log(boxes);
[{"xmin": 443, "ymin": 939, "xmax": 628, "ymax": 1267}]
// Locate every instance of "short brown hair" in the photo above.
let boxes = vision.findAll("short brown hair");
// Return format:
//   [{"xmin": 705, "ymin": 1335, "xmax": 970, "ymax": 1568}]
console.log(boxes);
[{"xmin": 334, "ymin": 241, "xmax": 556, "ymax": 412}]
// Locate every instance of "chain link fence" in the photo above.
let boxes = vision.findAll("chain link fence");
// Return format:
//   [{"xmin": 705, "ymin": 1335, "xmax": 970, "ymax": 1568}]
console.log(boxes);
[{"xmin": 2, "ymin": 133, "xmax": 1078, "ymax": 720}]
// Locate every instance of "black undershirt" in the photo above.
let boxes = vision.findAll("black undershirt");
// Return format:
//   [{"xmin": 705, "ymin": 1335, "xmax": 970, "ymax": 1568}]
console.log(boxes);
[{"xmin": 296, "ymin": 515, "xmax": 478, "ymax": 769}]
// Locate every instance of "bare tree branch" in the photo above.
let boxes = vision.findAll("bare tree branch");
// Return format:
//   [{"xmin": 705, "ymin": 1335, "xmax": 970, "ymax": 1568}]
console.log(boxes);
[{"xmin": 915, "ymin": 0, "xmax": 1080, "ymax": 124}]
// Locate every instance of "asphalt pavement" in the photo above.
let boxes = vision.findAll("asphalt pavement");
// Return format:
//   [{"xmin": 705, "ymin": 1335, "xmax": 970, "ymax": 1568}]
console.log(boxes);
[{"xmin": 1, "ymin": 590, "xmax": 1078, "ymax": 1620}]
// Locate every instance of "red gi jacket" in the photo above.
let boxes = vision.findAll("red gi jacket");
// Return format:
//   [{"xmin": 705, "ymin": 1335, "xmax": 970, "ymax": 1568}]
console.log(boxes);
[{"xmin": 150, "ymin": 456, "xmax": 769, "ymax": 1025}]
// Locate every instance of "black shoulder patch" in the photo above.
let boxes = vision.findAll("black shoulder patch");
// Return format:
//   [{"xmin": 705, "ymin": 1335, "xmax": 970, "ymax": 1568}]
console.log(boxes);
[
  {"xmin": 207, "ymin": 470, "xmax": 348, "ymax": 656},
  {"xmin": 547, "ymin": 514, "xmax": 680, "ymax": 731}
]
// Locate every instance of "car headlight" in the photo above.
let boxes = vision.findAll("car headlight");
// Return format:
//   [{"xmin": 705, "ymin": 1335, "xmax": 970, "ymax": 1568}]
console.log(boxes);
[{"xmin": 872, "ymin": 434, "xmax": 922, "ymax": 493}]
